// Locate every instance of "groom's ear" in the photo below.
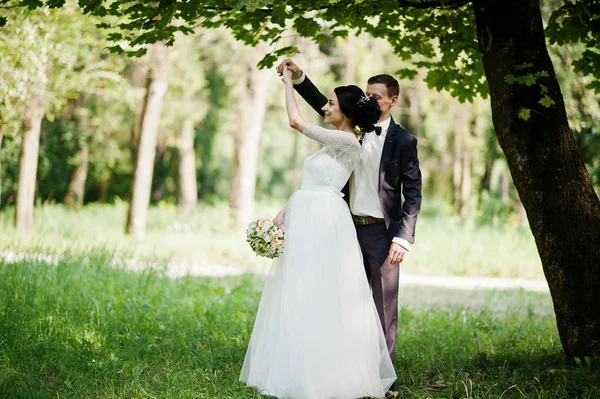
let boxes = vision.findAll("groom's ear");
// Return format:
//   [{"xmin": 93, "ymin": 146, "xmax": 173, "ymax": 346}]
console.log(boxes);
[{"xmin": 390, "ymin": 95, "xmax": 399, "ymax": 107}]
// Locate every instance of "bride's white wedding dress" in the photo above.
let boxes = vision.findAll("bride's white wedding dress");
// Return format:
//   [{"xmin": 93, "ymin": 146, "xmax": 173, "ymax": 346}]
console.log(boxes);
[{"xmin": 240, "ymin": 124, "xmax": 396, "ymax": 399}]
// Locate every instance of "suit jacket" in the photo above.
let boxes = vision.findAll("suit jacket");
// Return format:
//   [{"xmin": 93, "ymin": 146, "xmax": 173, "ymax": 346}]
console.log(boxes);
[{"xmin": 295, "ymin": 75, "xmax": 422, "ymax": 243}]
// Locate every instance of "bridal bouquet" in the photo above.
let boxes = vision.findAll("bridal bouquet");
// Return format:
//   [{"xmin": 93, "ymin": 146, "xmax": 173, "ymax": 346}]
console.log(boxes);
[{"xmin": 246, "ymin": 218, "xmax": 285, "ymax": 259}]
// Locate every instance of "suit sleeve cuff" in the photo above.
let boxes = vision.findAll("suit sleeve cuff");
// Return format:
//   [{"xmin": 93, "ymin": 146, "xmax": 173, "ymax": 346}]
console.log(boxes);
[
  {"xmin": 392, "ymin": 237, "xmax": 412, "ymax": 251},
  {"xmin": 292, "ymin": 72, "xmax": 306, "ymax": 85}
]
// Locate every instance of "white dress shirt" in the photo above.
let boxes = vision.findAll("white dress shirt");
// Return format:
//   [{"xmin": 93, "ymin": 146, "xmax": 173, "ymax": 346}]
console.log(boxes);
[
  {"xmin": 294, "ymin": 72, "xmax": 412, "ymax": 251},
  {"xmin": 349, "ymin": 119, "xmax": 412, "ymax": 251},
  {"xmin": 350, "ymin": 117, "xmax": 391, "ymax": 219}
]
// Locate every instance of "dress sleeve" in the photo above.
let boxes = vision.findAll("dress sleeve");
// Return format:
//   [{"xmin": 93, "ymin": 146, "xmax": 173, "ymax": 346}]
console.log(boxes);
[
  {"xmin": 301, "ymin": 123, "xmax": 357, "ymax": 149},
  {"xmin": 301, "ymin": 123, "xmax": 361, "ymax": 171}
]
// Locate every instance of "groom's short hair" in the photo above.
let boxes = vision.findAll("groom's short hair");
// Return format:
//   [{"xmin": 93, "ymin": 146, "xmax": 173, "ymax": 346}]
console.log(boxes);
[{"xmin": 367, "ymin": 74, "xmax": 400, "ymax": 98}]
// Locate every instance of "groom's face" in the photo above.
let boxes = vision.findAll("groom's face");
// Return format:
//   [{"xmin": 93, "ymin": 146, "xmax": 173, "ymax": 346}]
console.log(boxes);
[{"xmin": 366, "ymin": 83, "xmax": 398, "ymax": 121}]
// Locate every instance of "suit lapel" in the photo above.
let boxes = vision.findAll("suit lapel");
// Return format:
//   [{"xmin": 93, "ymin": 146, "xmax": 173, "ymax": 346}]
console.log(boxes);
[{"xmin": 379, "ymin": 117, "xmax": 398, "ymax": 192}]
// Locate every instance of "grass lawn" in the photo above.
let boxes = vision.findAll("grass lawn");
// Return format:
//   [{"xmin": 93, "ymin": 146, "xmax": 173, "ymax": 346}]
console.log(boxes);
[
  {"xmin": 1, "ymin": 252, "xmax": 598, "ymax": 398},
  {"xmin": 0, "ymin": 202, "xmax": 544, "ymax": 279}
]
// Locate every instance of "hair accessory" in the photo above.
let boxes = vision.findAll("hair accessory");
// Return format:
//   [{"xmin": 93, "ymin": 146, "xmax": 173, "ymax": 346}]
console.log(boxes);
[{"xmin": 357, "ymin": 95, "xmax": 372, "ymax": 106}]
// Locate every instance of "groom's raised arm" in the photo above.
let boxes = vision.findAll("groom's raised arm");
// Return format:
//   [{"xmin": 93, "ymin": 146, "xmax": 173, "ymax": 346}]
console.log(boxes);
[
  {"xmin": 293, "ymin": 74, "xmax": 327, "ymax": 118},
  {"xmin": 277, "ymin": 58, "xmax": 327, "ymax": 118}
]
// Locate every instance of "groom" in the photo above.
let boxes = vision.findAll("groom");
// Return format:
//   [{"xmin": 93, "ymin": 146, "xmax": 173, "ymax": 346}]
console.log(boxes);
[{"xmin": 277, "ymin": 59, "xmax": 422, "ymax": 365}]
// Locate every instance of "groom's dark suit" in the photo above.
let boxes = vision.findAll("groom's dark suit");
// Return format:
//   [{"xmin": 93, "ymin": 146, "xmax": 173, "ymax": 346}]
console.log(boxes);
[{"xmin": 295, "ymin": 76, "xmax": 422, "ymax": 363}]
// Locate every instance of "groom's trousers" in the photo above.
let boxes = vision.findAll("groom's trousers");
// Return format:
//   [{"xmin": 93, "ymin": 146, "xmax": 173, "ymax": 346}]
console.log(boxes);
[{"xmin": 355, "ymin": 221, "xmax": 399, "ymax": 363}]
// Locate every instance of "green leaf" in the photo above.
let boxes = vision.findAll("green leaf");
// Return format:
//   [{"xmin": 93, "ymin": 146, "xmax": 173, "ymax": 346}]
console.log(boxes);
[
  {"xmin": 271, "ymin": 3, "xmax": 287, "ymax": 25},
  {"xmin": 504, "ymin": 74, "xmax": 517, "ymax": 84},
  {"xmin": 538, "ymin": 95, "xmax": 555, "ymax": 108},
  {"xmin": 294, "ymin": 16, "xmax": 321, "ymax": 38},
  {"xmin": 396, "ymin": 68, "xmax": 419, "ymax": 80},
  {"xmin": 518, "ymin": 107, "xmax": 531, "ymax": 121},
  {"xmin": 106, "ymin": 33, "xmax": 123, "ymax": 41},
  {"xmin": 518, "ymin": 74, "xmax": 537, "ymax": 86},
  {"xmin": 24, "ymin": 0, "xmax": 44, "ymax": 10},
  {"xmin": 257, "ymin": 46, "xmax": 300, "ymax": 69},
  {"xmin": 257, "ymin": 53, "xmax": 277, "ymax": 69}
]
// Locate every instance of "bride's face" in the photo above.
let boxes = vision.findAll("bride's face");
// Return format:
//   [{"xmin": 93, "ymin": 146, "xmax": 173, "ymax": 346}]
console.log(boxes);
[{"xmin": 321, "ymin": 92, "xmax": 346, "ymax": 126}]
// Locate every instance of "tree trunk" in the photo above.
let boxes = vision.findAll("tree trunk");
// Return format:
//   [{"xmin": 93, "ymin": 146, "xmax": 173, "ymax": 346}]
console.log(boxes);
[
  {"xmin": 474, "ymin": 0, "xmax": 600, "ymax": 358},
  {"xmin": 230, "ymin": 65, "xmax": 271, "ymax": 228},
  {"xmin": 151, "ymin": 133, "xmax": 168, "ymax": 202},
  {"xmin": 501, "ymin": 168, "xmax": 510, "ymax": 202},
  {"xmin": 126, "ymin": 43, "xmax": 170, "ymax": 239},
  {"xmin": 128, "ymin": 60, "xmax": 146, "ymax": 162},
  {"xmin": 452, "ymin": 108, "xmax": 463, "ymax": 216},
  {"xmin": 480, "ymin": 144, "xmax": 494, "ymax": 193},
  {"xmin": 65, "ymin": 97, "xmax": 89, "ymax": 207},
  {"xmin": 177, "ymin": 118, "xmax": 198, "ymax": 213},
  {"xmin": 461, "ymin": 149, "xmax": 471, "ymax": 218},
  {"xmin": 64, "ymin": 146, "xmax": 89, "ymax": 206},
  {"xmin": 343, "ymin": 35, "xmax": 356, "ymax": 84},
  {"xmin": 15, "ymin": 94, "xmax": 44, "ymax": 234},
  {"xmin": 99, "ymin": 173, "xmax": 109, "ymax": 203}
]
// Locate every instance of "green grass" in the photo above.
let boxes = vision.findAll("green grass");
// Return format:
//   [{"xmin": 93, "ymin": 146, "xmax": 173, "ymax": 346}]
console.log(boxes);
[
  {"xmin": 0, "ymin": 202, "xmax": 544, "ymax": 279},
  {"xmin": 1, "ymin": 253, "xmax": 598, "ymax": 398}
]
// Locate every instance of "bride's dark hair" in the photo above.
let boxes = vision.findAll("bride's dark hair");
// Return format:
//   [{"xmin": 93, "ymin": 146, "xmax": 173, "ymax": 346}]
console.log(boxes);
[{"xmin": 334, "ymin": 85, "xmax": 381, "ymax": 133}]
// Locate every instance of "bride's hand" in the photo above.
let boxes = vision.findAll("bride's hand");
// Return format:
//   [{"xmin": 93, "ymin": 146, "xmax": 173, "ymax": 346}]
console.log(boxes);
[
  {"xmin": 281, "ymin": 66, "xmax": 293, "ymax": 84},
  {"xmin": 273, "ymin": 211, "xmax": 285, "ymax": 231}
]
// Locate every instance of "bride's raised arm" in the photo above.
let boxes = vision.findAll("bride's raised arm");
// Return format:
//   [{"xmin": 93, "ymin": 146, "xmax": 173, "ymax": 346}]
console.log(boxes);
[
  {"xmin": 281, "ymin": 67, "xmax": 357, "ymax": 149},
  {"xmin": 282, "ymin": 67, "xmax": 308, "ymax": 132}
]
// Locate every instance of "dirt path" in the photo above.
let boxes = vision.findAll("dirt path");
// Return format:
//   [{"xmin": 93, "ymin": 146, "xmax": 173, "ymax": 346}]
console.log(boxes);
[{"xmin": 1, "ymin": 251, "xmax": 548, "ymax": 292}]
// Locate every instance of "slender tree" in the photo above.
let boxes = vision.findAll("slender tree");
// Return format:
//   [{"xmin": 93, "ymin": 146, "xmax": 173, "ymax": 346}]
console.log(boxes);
[
  {"xmin": 64, "ymin": 97, "xmax": 90, "ymax": 206},
  {"xmin": 126, "ymin": 43, "xmax": 170, "ymax": 238},
  {"xmin": 177, "ymin": 118, "xmax": 198, "ymax": 212},
  {"xmin": 15, "ymin": 92, "xmax": 44, "ymax": 233},
  {"xmin": 230, "ymin": 44, "xmax": 272, "ymax": 227}
]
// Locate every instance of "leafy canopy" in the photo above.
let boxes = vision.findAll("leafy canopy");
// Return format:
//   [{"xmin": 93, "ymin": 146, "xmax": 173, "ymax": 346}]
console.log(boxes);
[{"xmin": 1, "ymin": 0, "xmax": 599, "ymax": 101}]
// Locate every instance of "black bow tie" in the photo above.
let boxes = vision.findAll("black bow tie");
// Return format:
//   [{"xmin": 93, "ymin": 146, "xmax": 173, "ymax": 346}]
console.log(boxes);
[{"xmin": 366, "ymin": 126, "xmax": 382, "ymax": 135}]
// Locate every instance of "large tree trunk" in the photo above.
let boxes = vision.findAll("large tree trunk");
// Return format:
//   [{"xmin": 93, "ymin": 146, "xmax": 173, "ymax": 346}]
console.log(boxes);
[
  {"xmin": 230, "ymin": 64, "xmax": 271, "ymax": 227},
  {"xmin": 177, "ymin": 118, "xmax": 198, "ymax": 212},
  {"xmin": 15, "ymin": 94, "xmax": 44, "ymax": 234},
  {"xmin": 474, "ymin": 0, "xmax": 600, "ymax": 358},
  {"xmin": 126, "ymin": 43, "xmax": 170, "ymax": 239}
]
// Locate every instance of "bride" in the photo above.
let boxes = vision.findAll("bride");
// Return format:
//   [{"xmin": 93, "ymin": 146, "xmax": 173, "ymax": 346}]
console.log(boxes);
[{"xmin": 240, "ymin": 65, "xmax": 397, "ymax": 398}]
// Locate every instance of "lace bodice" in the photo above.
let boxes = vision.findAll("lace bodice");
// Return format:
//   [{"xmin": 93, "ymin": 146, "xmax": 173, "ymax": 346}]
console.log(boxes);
[{"xmin": 300, "ymin": 124, "xmax": 361, "ymax": 192}]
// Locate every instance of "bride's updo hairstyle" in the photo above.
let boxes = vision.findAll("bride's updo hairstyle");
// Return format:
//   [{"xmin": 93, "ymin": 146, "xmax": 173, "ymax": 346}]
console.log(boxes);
[{"xmin": 334, "ymin": 85, "xmax": 381, "ymax": 134}]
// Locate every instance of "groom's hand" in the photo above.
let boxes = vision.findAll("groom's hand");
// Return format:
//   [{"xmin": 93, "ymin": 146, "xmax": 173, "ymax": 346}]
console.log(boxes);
[
  {"xmin": 276, "ymin": 58, "xmax": 303, "ymax": 80},
  {"xmin": 387, "ymin": 243, "xmax": 407, "ymax": 265}
]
